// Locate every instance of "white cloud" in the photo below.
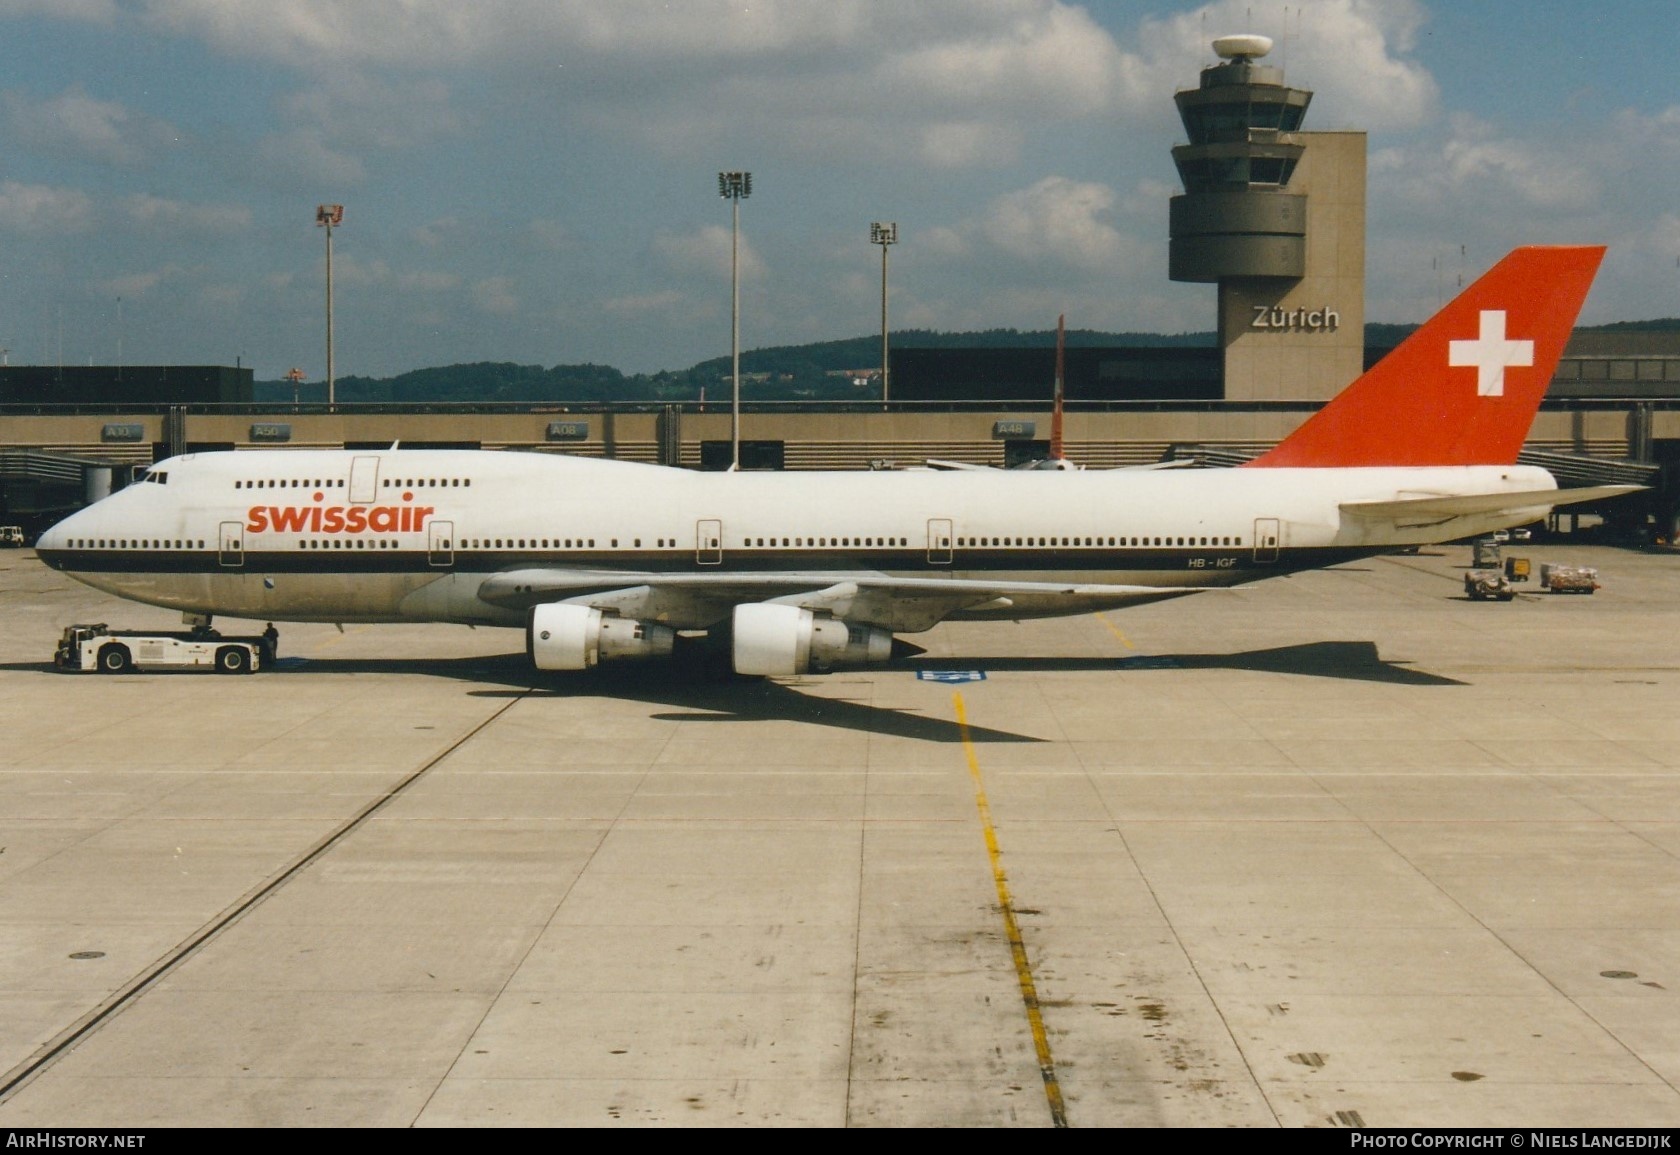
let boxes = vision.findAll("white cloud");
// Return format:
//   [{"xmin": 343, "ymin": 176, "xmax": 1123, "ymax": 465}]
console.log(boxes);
[
  {"xmin": 603, "ymin": 290, "xmax": 684, "ymax": 317},
  {"xmin": 653, "ymin": 224, "xmax": 767, "ymax": 282},
  {"xmin": 265, "ymin": 241, "xmax": 458, "ymax": 309},
  {"xmin": 107, "ymin": 2, "xmax": 1434, "ymax": 175},
  {"xmin": 20, "ymin": 0, "xmax": 1674, "ymax": 376},
  {"xmin": 123, "ymin": 194, "xmax": 252, "ymax": 233},
  {"xmin": 99, "ymin": 269, "xmax": 170, "ymax": 297},
  {"xmin": 914, "ymin": 225, "xmax": 969, "ymax": 261},
  {"xmin": 1647, "ymin": 214, "xmax": 1680, "ymax": 253},
  {"xmin": 2, "ymin": 87, "xmax": 182, "ymax": 167},
  {"xmin": 1613, "ymin": 105, "xmax": 1680, "ymax": 154},
  {"xmin": 622, "ymin": 3, "xmax": 1131, "ymax": 166},
  {"xmin": 197, "ymin": 283, "xmax": 245, "ymax": 311},
  {"xmin": 1373, "ymin": 114, "xmax": 1599, "ymax": 213},
  {"xmin": 0, "ymin": 180, "xmax": 95, "ymax": 231},
  {"xmin": 254, "ymin": 127, "xmax": 366, "ymax": 186},
  {"xmin": 527, "ymin": 220, "xmax": 574, "ymax": 252},
  {"xmin": 982, "ymin": 176, "xmax": 1131, "ymax": 272},
  {"xmin": 397, "ymin": 270, "xmax": 460, "ymax": 292},
  {"xmin": 409, "ymin": 217, "xmax": 460, "ymax": 249},
  {"xmin": 0, "ymin": 0, "xmax": 117, "ymax": 21},
  {"xmin": 471, "ymin": 276, "xmax": 519, "ymax": 315},
  {"xmin": 916, "ymin": 122, "xmax": 1010, "ymax": 170},
  {"xmin": 280, "ymin": 74, "xmax": 464, "ymax": 151},
  {"xmin": 329, "ymin": 256, "xmax": 392, "ymax": 289},
  {"xmin": 1119, "ymin": 178, "xmax": 1180, "ymax": 219},
  {"xmin": 1438, "ymin": 118, "xmax": 1597, "ymax": 209},
  {"xmin": 873, "ymin": 2, "xmax": 1122, "ymax": 117},
  {"xmin": 128, "ymin": 2, "xmax": 1132, "ymax": 168},
  {"xmin": 1117, "ymin": 0, "xmax": 1437, "ymax": 131},
  {"xmin": 136, "ymin": 0, "xmax": 1106, "ymax": 74},
  {"xmin": 1589, "ymin": 215, "xmax": 1680, "ymax": 324}
]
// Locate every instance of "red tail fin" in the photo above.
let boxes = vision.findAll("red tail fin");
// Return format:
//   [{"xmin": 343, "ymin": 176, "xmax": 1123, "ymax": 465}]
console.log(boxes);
[{"xmin": 1245, "ymin": 245, "xmax": 1604, "ymax": 467}]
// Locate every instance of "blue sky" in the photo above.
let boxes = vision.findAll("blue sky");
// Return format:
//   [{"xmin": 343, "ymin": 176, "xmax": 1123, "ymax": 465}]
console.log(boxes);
[{"xmin": 0, "ymin": 0, "xmax": 1675, "ymax": 380}]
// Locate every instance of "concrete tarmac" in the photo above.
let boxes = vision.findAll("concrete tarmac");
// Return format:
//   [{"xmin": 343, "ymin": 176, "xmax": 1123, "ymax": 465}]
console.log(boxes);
[{"xmin": 0, "ymin": 541, "xmax": 1677, "ymax": 1128}]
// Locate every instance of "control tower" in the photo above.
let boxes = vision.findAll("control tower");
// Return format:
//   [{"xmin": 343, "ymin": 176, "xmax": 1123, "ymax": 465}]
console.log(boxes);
[{"xmin": 1168, "ymin": 34, "xmax": 1365, "ymax": 401}]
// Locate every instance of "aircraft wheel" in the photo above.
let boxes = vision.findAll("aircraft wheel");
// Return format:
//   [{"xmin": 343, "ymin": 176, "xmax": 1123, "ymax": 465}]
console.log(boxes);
[
  {"xmin": 216, "ymin": 646, "xmax": 250, "ymax": 675},
  {"xmin": 97, "ymin": 644, "xmax": 131, "ymax": 674}
]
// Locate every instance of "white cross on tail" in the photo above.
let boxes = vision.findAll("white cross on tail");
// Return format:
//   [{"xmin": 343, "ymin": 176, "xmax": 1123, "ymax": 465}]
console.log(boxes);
[{"xmin": 1448, "ymin": 309, "xmax": 1534, "ymax": 397}]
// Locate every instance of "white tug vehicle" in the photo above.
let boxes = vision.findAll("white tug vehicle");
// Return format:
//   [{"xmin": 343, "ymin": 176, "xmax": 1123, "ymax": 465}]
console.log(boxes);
[{"xmin": 54, "ymin": 621, "xmax": 273, "ymax": 675}]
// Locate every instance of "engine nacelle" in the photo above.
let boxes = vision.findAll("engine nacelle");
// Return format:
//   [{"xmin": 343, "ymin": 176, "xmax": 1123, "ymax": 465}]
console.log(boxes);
[
  {"xmin": 732, "ymin": 603, "xmax": 894, "ymax": 675},
  {"xmin": 527, "ymin": 603, "xmax": 675, "ymax": 670}
]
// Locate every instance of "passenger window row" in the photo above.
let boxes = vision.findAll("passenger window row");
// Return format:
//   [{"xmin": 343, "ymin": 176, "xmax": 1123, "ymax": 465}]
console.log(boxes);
[
  {"xmin": 955, "ymin": 535, "xmax": 1245, "ymax": 547},
  {"xmin": 737, "ymin": 537, "xmax": 910, "ymax": 548},
  {"xmin": 233, "ymin": 477, "xmax": 474, "ymax": 490},
  {"xmin": 445, "ymin": 534, "xmax": 1245, "ymax": 549},
  {"xmin": 236, "ymin": 479, "xmax": 344, "ymax": 489}
]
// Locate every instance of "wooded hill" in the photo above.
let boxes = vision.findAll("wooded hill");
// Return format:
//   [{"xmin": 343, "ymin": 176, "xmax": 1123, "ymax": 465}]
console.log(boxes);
[
  {"xmin": 255, "ymin": 328, "xmax": 1213, "ymax": 404},
  {"xmin": 255, "ymin": 319, "xmax": 1673, "ymax": 404}
]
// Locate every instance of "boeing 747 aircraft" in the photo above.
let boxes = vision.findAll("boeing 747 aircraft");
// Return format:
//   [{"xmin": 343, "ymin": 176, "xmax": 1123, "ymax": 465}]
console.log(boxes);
[{"xmin": 36, "ymin": 246, "xmax": 1635, "ymax": 675}]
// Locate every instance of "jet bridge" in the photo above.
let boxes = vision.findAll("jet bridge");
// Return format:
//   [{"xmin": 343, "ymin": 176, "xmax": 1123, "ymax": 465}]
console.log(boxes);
[{"xmin": 0, "ymin": 450, "xmax": 132, "ymax": 533}]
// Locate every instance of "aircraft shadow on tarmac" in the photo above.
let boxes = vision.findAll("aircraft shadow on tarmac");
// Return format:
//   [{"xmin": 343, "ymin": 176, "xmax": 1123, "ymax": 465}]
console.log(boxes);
[
  {"xmin": 50, "ymin": 651, "xmax": 1043, "ymax": 745},
  {"xmin": 5, "ymin": 653, "xmax": 993, "ymax": 744},
  {"xmin": 495, "ymin": 661, "xmax": 1044, "ymax": 744},
  {"xmin": 272, "ymin": 638, "xmax": 1455, "ymax": 689},
  {"xmin": 7, "ymin": 639, "xmax": 1457, "ymax": 744},
  {"xmin": 939, "ymin": 640, "xmax": 1466, "ymax": 687}
]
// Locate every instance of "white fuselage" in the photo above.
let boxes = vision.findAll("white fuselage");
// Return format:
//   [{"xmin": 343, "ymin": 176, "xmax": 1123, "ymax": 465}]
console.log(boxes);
[{"xmin": 35, "ymin": 449, "xmax": 1557, "ymax": 630}]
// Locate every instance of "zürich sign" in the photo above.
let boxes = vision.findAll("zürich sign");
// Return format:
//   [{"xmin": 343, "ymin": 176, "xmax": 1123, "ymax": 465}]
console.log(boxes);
[{"xmin": 1250, "ymin": 305, "xmax": 1340, "ymax": 332}]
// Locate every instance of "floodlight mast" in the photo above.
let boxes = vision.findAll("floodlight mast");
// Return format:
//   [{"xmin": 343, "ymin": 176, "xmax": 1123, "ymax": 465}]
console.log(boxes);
[
  {"xmin": 285, "ymin": 367, "xmax": 306, "ymax": 406},
  {"xmin": 1052, "ymin": 313, "xmax": 1066, "ymax": 462},
  {"xmin": 315, "ymin": 204, "xmax": 344, "ymax": 407},
  {"xmin": 870, "ymin": 222, "xmax": 897, "ymax": 406},
  {"xmin": 718, "ymin": 172, "xmax": 751, "ymax": 470}
]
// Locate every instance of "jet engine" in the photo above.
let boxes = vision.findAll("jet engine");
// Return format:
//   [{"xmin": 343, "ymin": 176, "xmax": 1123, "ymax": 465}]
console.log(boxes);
[
  {"xmin": 527, "ymin": 603, "xmax": 675, "ymax": 670},
  {"xmin": 731, "ymin": 602, "xmax": 894, "ymax": 675}
]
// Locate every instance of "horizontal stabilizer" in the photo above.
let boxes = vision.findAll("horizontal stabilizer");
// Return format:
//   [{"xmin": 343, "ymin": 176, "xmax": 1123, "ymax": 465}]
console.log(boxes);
[{"xmin": 1341, "ymin": 484, "xmax": 1643, "ymax": 526}]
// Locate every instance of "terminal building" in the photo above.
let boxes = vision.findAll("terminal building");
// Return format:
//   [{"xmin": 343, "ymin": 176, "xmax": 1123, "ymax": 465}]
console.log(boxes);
[{"xmin": 2, "ymin": 36, "xmax": 1677, "ymax": 537}]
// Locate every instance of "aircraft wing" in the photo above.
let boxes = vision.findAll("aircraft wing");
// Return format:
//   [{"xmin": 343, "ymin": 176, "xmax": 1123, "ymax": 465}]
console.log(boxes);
[
  {"xmin": 1340, "ymin": 484, "xmax": 1643, "ymax": 530},
  {"xmin": 477, "ymin": 568, "xmax": 1199, "ymax": 632}
]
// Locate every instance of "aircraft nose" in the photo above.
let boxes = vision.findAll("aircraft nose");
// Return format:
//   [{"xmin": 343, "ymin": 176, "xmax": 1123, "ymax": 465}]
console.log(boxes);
[{"xmin": 34, "ymin": 510, "xmax": 79, "ymax": 553}]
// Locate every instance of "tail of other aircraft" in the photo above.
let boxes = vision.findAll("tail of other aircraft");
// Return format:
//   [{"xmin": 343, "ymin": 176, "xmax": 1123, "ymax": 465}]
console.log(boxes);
[{"xmin": 1245, "ymin": 245, "xmax": 1605, "ymax": 468}]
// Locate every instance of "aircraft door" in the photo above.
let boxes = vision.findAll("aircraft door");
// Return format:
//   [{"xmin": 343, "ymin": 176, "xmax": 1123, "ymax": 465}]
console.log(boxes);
[
  {"xmin": 927, "ymin": 518, "xmax": 953, "ymax": 565},
  {"xmin": 218, "ymin": 520, "xmax": 244, "ymax": 568},
  {"xmin": 696, "ymin": 519, "xmax": 722, "ymax": 566},
  {"xmin": 349, "ymin": 456, "xmax": 381, "ymax": 504},
  {"xmin": 428, "ymin": 520, "xmax": 454, "ymax": 568},
  {"xmin": 1253, "ymin": 518, "xmax": 1281, "ymax": 564}
]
